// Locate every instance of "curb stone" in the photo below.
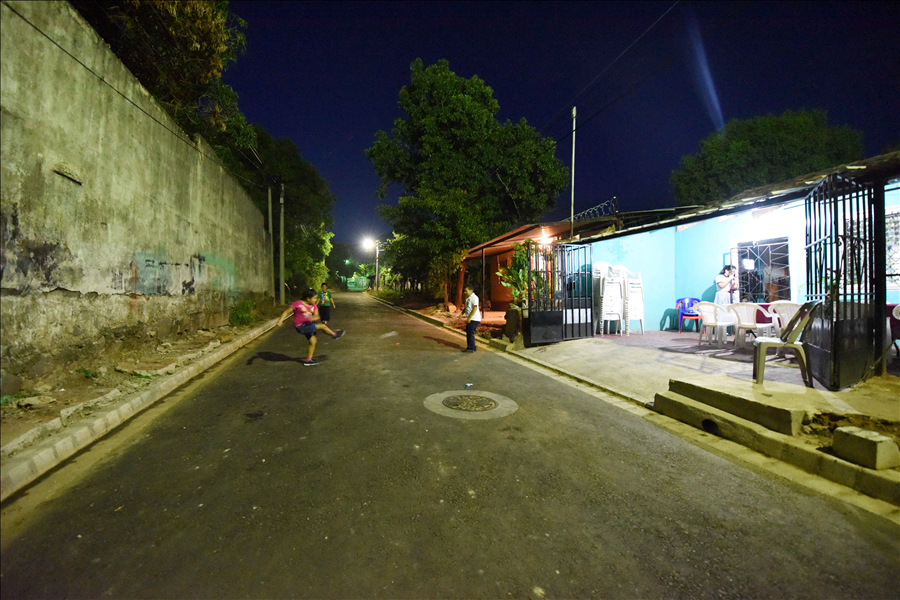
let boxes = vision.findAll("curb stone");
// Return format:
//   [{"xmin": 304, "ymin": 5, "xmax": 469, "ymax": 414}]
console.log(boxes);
[
  {"xmin": 366, "ymin": 293, "xmax": 503, "ymax": 350},
  {"xmin": 367, "ymin": 295, "xmax": 900, "ymax": 508},
  {"xmin": 0, "ymin": 319, "xmax": 278, "ymax": 502}
]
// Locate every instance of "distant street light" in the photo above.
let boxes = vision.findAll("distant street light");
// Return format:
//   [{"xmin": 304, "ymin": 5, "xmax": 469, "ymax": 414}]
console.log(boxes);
[{"xmin": 363, "ymin": 238, "xmax": 384, "ymax": 289}]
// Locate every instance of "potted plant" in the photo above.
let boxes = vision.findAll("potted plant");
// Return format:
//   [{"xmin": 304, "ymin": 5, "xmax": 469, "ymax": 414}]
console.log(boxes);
[{"xmin": 497, "ymin": 241, "xmax": 531, "ymax": 316}]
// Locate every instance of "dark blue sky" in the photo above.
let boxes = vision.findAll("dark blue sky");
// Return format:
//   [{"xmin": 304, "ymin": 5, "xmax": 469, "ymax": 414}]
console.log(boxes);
[{"xmin": 224, "ymin": 1, "xmax": 899, "ymax": 247}]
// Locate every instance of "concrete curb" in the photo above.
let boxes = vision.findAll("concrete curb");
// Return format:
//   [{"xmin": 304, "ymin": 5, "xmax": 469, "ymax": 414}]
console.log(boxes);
[
  {"xmin": 507, "ymin": 351, "xmax": 649, "ymax": 407},
  {"xmin": 364, "ymin": 296, "xmax": 900, "ymax": 506},
  {"xmin": 365, "ymin": 294, "xmax": 503, "ymax": 349},
  {"xmin": 0, "ymin": 319, "xmax": 278, "ymax": 502},
  {"xmin": 654, "ymin": 391, "xmax": 900, "ymax": 505}
]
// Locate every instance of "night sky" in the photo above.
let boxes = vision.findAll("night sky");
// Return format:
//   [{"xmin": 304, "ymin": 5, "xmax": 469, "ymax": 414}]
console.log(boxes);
[{"xmin": 224, "ymin": 1, "xmax": 899, "ymax": 248}]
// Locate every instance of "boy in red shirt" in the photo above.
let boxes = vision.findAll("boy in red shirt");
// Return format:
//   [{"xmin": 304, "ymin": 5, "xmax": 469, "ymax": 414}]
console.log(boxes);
[{"xmin": 276, "ymin": 287, "xmax": 345, "ymax": 366}]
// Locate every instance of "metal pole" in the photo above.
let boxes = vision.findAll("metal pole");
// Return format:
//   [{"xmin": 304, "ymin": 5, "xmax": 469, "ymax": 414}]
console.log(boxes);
[
  {"xmin": 279, "ymin": 184, "xmax": 285, "ymax": 304},
  {"xmin": 570, "ymin": 106, "xmax": 576, "ymax": 239},
  {"xmin": 267, "ymin": 187, "xmax": 274, "ymax": 304},
  {"xmin": 375, "ymin": 244, "xmax": 380, "ymax": 290}
]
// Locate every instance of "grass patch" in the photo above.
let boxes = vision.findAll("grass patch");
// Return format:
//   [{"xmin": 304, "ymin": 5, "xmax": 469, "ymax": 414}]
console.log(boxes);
[
  {"xmin": 76, "ymin": 368, "xmax": 99, "ymax": 379},
  {"xmin": 230, "ymin": 299, "xmax": 255, "ymax": 326}
]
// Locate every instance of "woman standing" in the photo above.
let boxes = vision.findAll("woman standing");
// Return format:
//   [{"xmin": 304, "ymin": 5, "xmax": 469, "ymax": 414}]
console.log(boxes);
[{"xmin": 715, "ymin": 265, "xmax": 737, "ymax": 306}]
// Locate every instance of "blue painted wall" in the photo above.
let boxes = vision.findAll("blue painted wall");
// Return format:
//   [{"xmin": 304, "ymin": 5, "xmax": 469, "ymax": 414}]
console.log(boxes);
[{"xmin": 589, "ymin": 199, "xmax": 813, "ymax": 330}]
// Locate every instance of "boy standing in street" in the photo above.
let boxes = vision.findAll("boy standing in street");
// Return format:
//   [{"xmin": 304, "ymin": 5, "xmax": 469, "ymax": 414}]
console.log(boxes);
[
  {"xmin": 318, "ymin": 283, "xmax": 335, "ymax": 324},
  {"xmin": 462, "ymin": 285, "xmax": 481, "ymax": 352},
  {"xmin": 276, "ymin": 287, "xmax": 344, "ymax": 366}
]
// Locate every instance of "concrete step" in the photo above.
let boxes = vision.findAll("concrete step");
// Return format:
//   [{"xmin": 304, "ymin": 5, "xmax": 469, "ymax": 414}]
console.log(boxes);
[
  {"xmin": 668, "ymin": 379, "xmax": 806, "ymax": 436},
  {"xmin": 652, "ymin": 390, "xmax": 900, "ymax": 506}
]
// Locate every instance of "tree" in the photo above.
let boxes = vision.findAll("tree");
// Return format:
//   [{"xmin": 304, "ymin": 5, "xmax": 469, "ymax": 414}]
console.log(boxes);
[
  {"xmin": 225, "ymin": 126, "xmax": 335, "ymax": 295},
  {"xmin": 71, "ymin": 0, "xmax": 256, "ymax": 153},
  {"xmin": 670, "ymin": 109, "xmax": 864, "ymax": 207},
  {"xmin": 366, "ymin": 59, "xmax": 568, "ymax": 302}
]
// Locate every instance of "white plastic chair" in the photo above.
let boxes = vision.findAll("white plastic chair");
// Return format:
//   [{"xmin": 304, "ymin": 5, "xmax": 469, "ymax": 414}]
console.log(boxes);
[
  {"xmin": 598, "ymin": 276, "xmax": 625, "ymax": 335},
  {"xmin": 727, "ymin": 303, "xmax": 778, "ymax": 348},
  {"xmin": 768, "ymin": 301, "xmax": 801, "ymax": 337},
  {"xmin": 753, "ymin": 302, "xmax": 820, "ymax": 386},
  {"xmin": 695, "ymin": 301, "xmax": 736, "ymax": 347}
]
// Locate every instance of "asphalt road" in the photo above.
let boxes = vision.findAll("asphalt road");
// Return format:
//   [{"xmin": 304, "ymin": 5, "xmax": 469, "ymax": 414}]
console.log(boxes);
[{"xmin": 1, "ymin": 293, "xmax": 898, "ymax": 599}]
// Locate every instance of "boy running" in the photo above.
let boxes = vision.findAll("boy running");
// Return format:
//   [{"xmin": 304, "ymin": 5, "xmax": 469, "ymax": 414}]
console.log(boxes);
[{"xmin": 276, "ymin": 287, "xmax": 345, "ymax": 366}]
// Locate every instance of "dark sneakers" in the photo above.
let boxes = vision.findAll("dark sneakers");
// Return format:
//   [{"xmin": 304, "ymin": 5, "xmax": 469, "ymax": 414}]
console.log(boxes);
[
  {"xmin": 302, "ymin": 358, "xmax": 319, "ymax": 366},
  {"xmin": 333, "ymin": 330, "xmax": 345, "ymax": 340}
]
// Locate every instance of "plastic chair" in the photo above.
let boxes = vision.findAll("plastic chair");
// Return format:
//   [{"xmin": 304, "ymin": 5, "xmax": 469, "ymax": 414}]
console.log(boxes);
[
  {"xmin": 598, "ymin": 276, "xmax": 625, "ymax": 335},
  {"xmin": 753, "ymin": 301, "xmax": 820, "ymax": 386},
  {"xmin": 768, "ymin": 302, "xmax": 801, "ymax": 338},
  {"xmin": 694, "ymin": 301, "xmax": 736, "ymax": 347},
  {"xmin": 727, "ymin": 303, "xmax": 778, "ymax": 348},
  {"xmin": 675, "ymin": 297, "xmax": 701, "ymax": 332},
  {"xmin": 889, "ymin": 304, "xmax": 900, "ymax": 357}
]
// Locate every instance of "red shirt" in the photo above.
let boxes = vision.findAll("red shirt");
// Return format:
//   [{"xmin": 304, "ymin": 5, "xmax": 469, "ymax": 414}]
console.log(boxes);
[{"xmin": 290, "ymin": 300, "xmax": 317, "ymax": 327}]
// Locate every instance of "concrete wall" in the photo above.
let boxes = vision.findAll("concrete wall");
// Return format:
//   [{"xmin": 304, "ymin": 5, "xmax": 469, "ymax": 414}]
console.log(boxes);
[{"xmin": 0, "ymin": 1, "xmax": 273, "ymax": 377}]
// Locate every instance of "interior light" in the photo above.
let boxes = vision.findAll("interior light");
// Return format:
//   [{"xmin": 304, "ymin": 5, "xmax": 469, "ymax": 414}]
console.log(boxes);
[{"xmin": 742, "ymin": 259, "xmax": 755, "ymax": 270}]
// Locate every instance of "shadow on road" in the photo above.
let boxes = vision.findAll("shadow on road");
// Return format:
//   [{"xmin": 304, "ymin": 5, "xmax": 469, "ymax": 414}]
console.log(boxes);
[
  {"xmin": 246, "ymin": 352, "xmax": 329, "ymax": 365},
  {"xmin": 424, "ymin": 336, "xmax": 463, "ymax": 350}
]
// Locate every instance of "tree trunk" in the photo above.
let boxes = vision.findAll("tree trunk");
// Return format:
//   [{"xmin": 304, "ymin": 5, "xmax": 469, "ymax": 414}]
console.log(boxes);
[
  {"xmin": 455, "ymin": 263, "xmax": 466, "ymax": 308},
  {"xmin": 443, "ymin": 265, "xmax": 450, "ymax": 305}
]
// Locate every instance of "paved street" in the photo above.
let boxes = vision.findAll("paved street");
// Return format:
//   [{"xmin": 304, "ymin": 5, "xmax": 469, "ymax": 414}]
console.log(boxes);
[{"xmin": 1, "ymin": 293, "xmax": 898, "ymax": 599}]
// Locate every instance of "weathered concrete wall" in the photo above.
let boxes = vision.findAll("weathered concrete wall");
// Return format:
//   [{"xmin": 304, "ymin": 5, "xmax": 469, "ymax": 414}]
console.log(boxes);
[{"xmin": 0, "ymin": 1, "xmax": 273, "ymax": 377}]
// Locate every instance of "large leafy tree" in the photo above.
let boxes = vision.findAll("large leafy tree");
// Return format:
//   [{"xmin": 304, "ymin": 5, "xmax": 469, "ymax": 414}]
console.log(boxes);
[
  {"xmin": 226, "ymin": 126, "xmax": 335, "ymax": 295},
  {"xmin": 71, "ymin": 0, "xmax": 256, "ymax": 152},
  {"xmin": 671, "ymin": 109, "xmax": 864, "ymax": 206},
  {"xmin": 367, "ymin": 59, "xmax": 568, "ymax": 302}
]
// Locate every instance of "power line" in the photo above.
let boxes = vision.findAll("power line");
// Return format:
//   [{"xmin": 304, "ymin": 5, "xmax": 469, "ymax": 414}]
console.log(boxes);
[
  {"xmin": 539, "ymin": 1, "xmax": 681, "ymax": 136},
  {"xmin": 552, "ymin": 1, "xmax": 750, "ymax": 145},
  {"xmin": 0, "ymin": 0, "xmax": 268, "ymax": 190}
]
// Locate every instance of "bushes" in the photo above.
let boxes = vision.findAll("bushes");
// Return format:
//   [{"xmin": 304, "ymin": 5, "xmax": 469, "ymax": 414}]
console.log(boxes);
[{"xmin": 229, "ymin": 299, "xmax": 254, "ymax": 326}]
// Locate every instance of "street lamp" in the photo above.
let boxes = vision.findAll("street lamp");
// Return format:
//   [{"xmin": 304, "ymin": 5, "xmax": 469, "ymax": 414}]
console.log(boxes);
[{"xmin": 363, "ymin": 238, "xmax": 384, "ymax": 290}]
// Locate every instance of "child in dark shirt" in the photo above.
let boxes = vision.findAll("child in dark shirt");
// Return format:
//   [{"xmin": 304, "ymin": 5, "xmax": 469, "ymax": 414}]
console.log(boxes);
[{"xmin": 276, "ymin": 288, "xmax": 345, "ymax": 366}]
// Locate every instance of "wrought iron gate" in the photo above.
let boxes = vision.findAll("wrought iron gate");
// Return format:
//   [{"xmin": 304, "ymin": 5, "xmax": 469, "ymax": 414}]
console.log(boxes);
[
  {"xmin": 804, "ymin": 174, "xmax": 879, "ymax": 389},
  {"xmin": 526, "ymin": 243, "xmax": 593, "ymax": 344}
]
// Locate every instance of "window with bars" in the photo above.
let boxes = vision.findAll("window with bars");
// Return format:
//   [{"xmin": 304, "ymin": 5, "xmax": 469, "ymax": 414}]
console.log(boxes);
[
  {"xmin": 736, "ymin": 238, "xmax": 791, "ymax": 302},
  {"xmin": 887, "ymin": 209, "xmax": 900, "ymax": 290}
]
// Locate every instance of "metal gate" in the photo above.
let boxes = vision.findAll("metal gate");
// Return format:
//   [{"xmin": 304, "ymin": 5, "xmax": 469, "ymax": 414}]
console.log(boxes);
[
  {"xmin": 804, "ymin": 174, "xmax": 881, "ymax": 389},
  {"xmin": 526, "ymin": 243, "xmax": 593, "ymax": 344}
]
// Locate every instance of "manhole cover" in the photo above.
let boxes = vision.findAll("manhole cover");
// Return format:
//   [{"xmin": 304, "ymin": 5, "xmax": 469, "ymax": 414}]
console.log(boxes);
[
  {"xmin": 424, "ymin": 390, "xmax": 518, "ymax": 420},
  {"xmin": 442, "ymin": 395, "xmax": 498, "ymax": 412}
]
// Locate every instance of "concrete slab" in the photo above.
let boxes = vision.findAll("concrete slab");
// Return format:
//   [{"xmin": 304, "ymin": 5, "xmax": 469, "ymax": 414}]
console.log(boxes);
[{"xmin": 834, "ymin": 427, "xmax": 900, "ymax": 470}]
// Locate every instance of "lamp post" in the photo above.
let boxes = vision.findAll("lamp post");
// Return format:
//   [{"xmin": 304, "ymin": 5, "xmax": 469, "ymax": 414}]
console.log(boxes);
[{"xmin": 363, "ymin": 238, "xmax": 383, "ymax": 290}]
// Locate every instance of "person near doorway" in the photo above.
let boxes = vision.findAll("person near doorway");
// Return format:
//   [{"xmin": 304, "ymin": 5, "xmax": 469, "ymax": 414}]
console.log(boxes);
[
  {"xmin": 715, "ymin": 265, "xmax": 737, "ymax": 306},
  {"xmin": 318, "ymin": 283, "xmax": 335, "ymax": 324},
  {"xmin": 462, "ymin": 285, "xmax": 481, "ymax": 352}
]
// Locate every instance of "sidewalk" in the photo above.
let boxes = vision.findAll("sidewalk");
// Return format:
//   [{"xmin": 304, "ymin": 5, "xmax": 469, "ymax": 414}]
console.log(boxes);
[
  {"xmin": 1, "ymin": 319, "xmax": 279, "ymax": 502},
  {"xmin": 375, "ymin": 295, "xmax": 900, "ymax": 508}
]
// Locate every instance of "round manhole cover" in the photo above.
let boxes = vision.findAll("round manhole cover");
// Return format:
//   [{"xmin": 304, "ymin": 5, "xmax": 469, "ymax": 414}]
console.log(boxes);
[
  {"xmin": 442, "ymin": 395, "xmax": 498, "ymax": 412},
  {"xmin": 424, "ymin": 390, "xmax": 518, "ymax": 420}
]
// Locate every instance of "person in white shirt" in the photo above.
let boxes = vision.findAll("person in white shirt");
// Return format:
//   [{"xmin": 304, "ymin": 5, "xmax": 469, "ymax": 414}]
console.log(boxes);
[{"xmin": 462, "ymin": 285, "xmax": 482, "ymax": 352}]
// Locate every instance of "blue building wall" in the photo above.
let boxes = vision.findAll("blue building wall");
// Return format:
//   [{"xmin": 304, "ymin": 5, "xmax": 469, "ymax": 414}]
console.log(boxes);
[
  {"xmin": 590, "ymin": 228, "xmax": 676, "ymax": 330},
  {"xmin": 589, "ymin": 199, "xmax": 812, "ymax": 331}
]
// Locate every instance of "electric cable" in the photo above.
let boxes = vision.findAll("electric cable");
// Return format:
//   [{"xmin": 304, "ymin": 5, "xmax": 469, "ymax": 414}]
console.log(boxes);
[
  {"xmin": 553, "ymin": 1, "xmax": 750, "ymax": 145},
  {"xmin": 539, "ymin": 1, "xmax": 681, "ymax": 136}
]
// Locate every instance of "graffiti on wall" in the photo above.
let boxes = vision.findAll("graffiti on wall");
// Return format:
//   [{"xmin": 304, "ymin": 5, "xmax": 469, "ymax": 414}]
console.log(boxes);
[{"xmin": 114, "ymin": 250, "xmax": 237, "ymax": 297}]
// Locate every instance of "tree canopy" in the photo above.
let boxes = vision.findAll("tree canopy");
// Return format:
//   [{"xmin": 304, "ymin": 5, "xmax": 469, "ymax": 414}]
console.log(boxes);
[
  {"xmin": 670, "ymin": 109, "xmax": 864, "ymax": 206},
  {"xmin": 366, "ymin": 59, "xmax": 568, "ymax": 298},
  {"xmin": 72, "ymin": 0, "xmax": 256, "ymax": 152}
]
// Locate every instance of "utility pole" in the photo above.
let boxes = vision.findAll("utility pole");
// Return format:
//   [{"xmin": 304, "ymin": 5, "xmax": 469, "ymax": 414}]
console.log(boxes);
[
  {"xmin": 268, "ymin": 187, "xmax": 274, "ymax": 305},
  {"xmin": 570, "ymin": 106, "xmax": 576, "ymax": 239},
  {"xmin": 279, "ymin": 183, "xmax": 285, "ymax": 304},
  {"xmin": 375, "ymin": 243, "xmax": 380, "ymax": 290}
]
